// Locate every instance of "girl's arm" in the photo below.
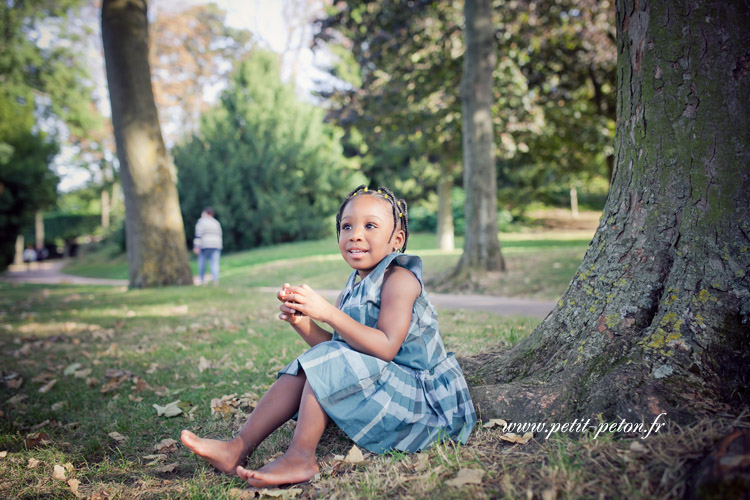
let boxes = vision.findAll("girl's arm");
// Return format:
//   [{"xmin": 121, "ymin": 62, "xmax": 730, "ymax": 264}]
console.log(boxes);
[
  {"xmin": 282, "ymin": 267, "xmax": 420, "ymax": 361},
  {"xmin": 277, "ymin": 286, "xmax": 333, "ymax": 347}
]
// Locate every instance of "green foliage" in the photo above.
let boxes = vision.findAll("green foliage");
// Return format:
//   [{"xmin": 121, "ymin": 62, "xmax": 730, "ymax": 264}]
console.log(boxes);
[
  {"xmin": 174, "ymin": 51, "xmax": 357, "ymax": 252},
  {"xmin": 315, "ymin": 0, "xmax": 615, "ymax": 208},
  {"xmin": 409, "ymin": 187, "xmax": 514, "ymax": 235},
  {"xmin": 31, "ymin": 213, "xmax": 101, "ymax": 243},
  {"xmin": 0, "ymin": 0, "xmax": 105, "ymax": 268},
  {"xmin": 0, "ymin": 95, "xmax": 59, "ymax": 269}
]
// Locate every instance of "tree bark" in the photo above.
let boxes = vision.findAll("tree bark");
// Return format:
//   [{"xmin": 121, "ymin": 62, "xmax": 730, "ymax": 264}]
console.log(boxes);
[
  {"xmin": 467, "ymin": 0, "xmax": 750, "ymax": 424},
  {"xmin": 101, "ymin": 0, "xmax": 192, "ymax": 288},
  {"xmin": 437, "ymin": 162, "xmax": 455, "ymax": 251},
  {"xmin": 456, "ymin": 0, "xmax": 505, "ymax": 274}
]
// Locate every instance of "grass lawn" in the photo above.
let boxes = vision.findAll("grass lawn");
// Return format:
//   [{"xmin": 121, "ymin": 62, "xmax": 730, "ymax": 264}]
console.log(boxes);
[{"xmin": 2, "ymin": 233, "xmax": 741, "ymax": 498}]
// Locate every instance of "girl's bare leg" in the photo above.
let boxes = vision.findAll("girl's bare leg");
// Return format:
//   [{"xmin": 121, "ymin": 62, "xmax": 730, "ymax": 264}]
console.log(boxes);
[
  {"xmin": 237, "ymin": 379, "xmax": 328, "ymax": 486},
  {"xmin": 181, "ymin": 373, "xmax": 306, "ymax": 474}
]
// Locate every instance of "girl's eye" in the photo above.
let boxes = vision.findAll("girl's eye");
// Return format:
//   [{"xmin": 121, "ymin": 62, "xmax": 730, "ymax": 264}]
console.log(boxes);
[
  {"xmin": 342, "ymin": 224, "xmax": 352, "ymax": 230},
  {"xmin": 366, "ymin": 223, "xmax": 377, "ymax": 229}
]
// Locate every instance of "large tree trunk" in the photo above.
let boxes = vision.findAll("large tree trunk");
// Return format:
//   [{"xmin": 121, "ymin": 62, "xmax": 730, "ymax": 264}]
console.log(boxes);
[
  {"xmin": 455, "ymin": 0, "xmax": 505, "ymax": 274},
  {"xmin": 101, "ymin": 0, "xmax": 192, "ymax": 288},
  {"xmin": 468, "ymin": 0, "xmax": 750, "ymax": 424}
]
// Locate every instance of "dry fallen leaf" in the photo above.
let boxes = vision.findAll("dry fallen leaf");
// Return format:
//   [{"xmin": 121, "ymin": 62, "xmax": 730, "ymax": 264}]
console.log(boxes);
[
  {"xmin": 6, "ymin": 376, "xmax": 23, "ymax": 389},
  {"xmin": 198, "ymin": 356, "xmax": 212, "ymax": 373},
  {"xmin": 446, "ymin": 468, "xmax": 485, "ymax": 487},
  {"xmin": 38, "ymin": 379, "xmax": 57, "ymax": 393},
  {"xmin": 108, "ymin": 432, "xmax": 128, "ymax": 443},
  {"xmin": 51, "ymin": 401, "xmax": 66, "ymax": 411},
  {"xmin": 228, "ymin": 488, "xmax": 255, "ymax": 500},
  {"xmin": 7, "ymin": 393, "xmax": 28, "ymax": 405},
  {"xmin": 0, "ymin": 451, "xmax": 7, "ymax": 459},
  {"xmin": 143, "ymin": 454, "xmax": 168, "ymax": 465},
  {"xmin": 154, "ymin": 462, "xmax": 179, "ymax": 473},
  {"xmin": 482, "ymin": 418, "xmax": 508, "ymax": 429},
  {"xmin": 499, "ymin": 431, "xmax": 534, "ymax": 445},
  {"xmin": 27, "ymin": 457, "xmax": 40, "ymax": 469},
  {"xmin": 25, "ymin": 432, "xmax": 52, "ymax": 448},
  {"xmin": 52, "ymin": 464, "xmax": 67, "ymax": 481},
  {"xmin": 344, "ymin": 445, "xmax": 365, "ymax": 464},
  {"xmin": 153, "ymin": 401, "xmax": 183, "ymax": 418},
  {"xmin": 63, "ymin": 363, "xmax": 82, "ymax": 376},
  {"xmin": 31, "ymin": 371, "xmax": 55, "ymax": 383},
  {"xmin": 629, "ymin": 441, "xmax": 647, "ymax": 453},
  {"xmin": 73, "ymin": 368, "xmax": 92, "ymax": 379},
  {"xmin": 154, "ymin": 438, "xmax": 178, "ymax": 454},
  {"xmin": 68, "ymin": 478, "xmax": 81, "ymax": 497},
  {"xmin": 542, "ymin": 487, "xmax": 557, "ymax": 500}
]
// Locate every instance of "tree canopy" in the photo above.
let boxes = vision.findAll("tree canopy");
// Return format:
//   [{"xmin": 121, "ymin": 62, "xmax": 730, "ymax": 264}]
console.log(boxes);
[{"xmin": 175, "ymin": 51, "xmax": 357, "ymax": 251}]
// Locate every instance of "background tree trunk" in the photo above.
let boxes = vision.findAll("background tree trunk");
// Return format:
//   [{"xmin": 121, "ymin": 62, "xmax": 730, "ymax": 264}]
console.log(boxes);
[
  {"xmin": 101, "ymin": 0, "xmax": 192, "ymax": 288},
  {"xmin": 437, "ymin": 162, "xmax": 455, "ymax": 251},
  {"xmin": 456, "ymin": 0, "xmax": 505, "ymax": 274},
  {"xmin": 467, "ymin": 0, "xmax": 750, "ymax": 424}
]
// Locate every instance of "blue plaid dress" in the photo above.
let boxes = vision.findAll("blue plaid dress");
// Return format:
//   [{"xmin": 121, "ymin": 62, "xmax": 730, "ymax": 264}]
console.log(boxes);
[{"xmin": 278, "ymin": 253, "xmax": 476, "ymax": 453}]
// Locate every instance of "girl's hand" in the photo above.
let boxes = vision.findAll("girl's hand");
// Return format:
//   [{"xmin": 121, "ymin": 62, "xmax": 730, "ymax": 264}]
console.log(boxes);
[
  {"xmin": 282, "ymin": 284, "xmax": 335, "ymax": 323},
  {"xmin": 278, "ymin": 283, "xmax": 305, "ymax": 325}
]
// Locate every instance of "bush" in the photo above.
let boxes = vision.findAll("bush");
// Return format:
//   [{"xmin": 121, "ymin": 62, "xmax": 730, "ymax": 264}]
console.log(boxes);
[{"xmin": 174, "ymin": 51, "xmax": 356, "ymax": 252}]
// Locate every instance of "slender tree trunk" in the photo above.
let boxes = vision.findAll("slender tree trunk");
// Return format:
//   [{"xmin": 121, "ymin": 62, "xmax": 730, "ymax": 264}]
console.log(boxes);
[
  {"xmin": 34, "ymin": 211, "xmax": 44, "ymax": 250},
  {"xmin": 455, "ymin": 0, "xmax": 505, "ymax": 274},
  {"xmin": 14, "ymin": 235, "xmax": 24, "ymax": 266},
  {"xmin": 101, "ymin": 188, "xmax": 110, "ymax": 229},
  {"xmin": 101, "ymin": 0, "xmax": 192, "ymax": 288},
  {"xmin": 437, "ymin": 162, "xmax": 455, "ymax": 251},
  {"xmin": 570, "ymin": 183, "xmax": 579, "ymax": 219},
  {"xmin": 467, "ymin": 0, "xmax": 750, "ymax": 423}
]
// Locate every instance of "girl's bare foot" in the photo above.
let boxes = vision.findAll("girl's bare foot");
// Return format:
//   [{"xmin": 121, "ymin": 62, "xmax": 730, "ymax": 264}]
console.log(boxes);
[
  {"xmin": 180, "ymin": 429, "xmax": 246, "ymax": 475},
  {"xmin": 236, "ymin": 450, "xmax": 319, "ymax": 487}
]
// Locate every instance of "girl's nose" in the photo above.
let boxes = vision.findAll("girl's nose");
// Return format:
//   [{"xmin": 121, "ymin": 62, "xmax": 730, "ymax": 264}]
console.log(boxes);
[{"xmin": 350, "ymin": 226, "xmax": 363, "ymax": 240}]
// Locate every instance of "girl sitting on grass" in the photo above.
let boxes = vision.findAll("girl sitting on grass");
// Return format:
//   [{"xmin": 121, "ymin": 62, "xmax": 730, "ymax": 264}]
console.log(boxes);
[{"xmin": 181, "ymin": 185, "xmax": 476, "ymax": 487}]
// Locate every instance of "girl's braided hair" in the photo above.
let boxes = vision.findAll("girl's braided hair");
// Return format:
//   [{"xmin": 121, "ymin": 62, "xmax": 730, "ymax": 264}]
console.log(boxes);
[{"xmin": 335, "ymin": 185, "xmax": 409, "ymax": 252}]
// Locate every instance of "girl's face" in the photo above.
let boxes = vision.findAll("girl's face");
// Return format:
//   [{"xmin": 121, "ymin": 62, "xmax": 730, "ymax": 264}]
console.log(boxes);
[{"xmin": 338, "ymin": 195, "xmax": 405, "ymax": 279}]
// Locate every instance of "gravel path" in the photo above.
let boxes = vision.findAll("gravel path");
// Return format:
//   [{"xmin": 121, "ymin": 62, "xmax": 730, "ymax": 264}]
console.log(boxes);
[{"xmin": 3, "ymin": 260, "xmax": 556, "ymax": 318}]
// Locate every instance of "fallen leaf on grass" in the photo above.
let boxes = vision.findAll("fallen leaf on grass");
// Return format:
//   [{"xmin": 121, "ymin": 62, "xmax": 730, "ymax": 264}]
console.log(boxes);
[
  {"xmin": 154, "ymin": 462, "xmax": 179, "ymax": 473},
  {"xmin": 51, "ymin": 401, "xmax": 66, "ymax": 411},
  {"xmin": 198, "ymin": 356, "xmax": 212, "ymax": 373},
  {"xmin": 52, "ymin": 464, "xmax": 67, "ymax": 481},
  {"xmin": 63, "ymin": 363, "xmax": 82, "ymax": 376},
  {"xmin": 446, "ymin": 468, "xmax": 485, "ymax": 487},
  {"xmin": 482, "ymin": 418, "xmax": 508, "ymax": 429},
  {"xmin": 344, "ymin": 445, "xmax": 365, "ymax": 464},
  {"xmin": 73, "ymin": 368, "xmax": 92, "ymax": 379},
  {"xmin": 143, "ymin": 454, "xmax": 168, "ymax": 465},
  {"xmin": 228, "ymin": 487, "xmax": 303, "ymax": 499},
  {"xmin": 499, "ymin": 431, "xmax": 533, "ymax": 445},
  {"xmin": 153, "ymin": 400, "xmax": 183, "ymax": 418},
  {"xmin": 154, "ymin": 438, "xmax": 178, "ymax": 454},
  {"xmin": 0, "ymin": 451, "xmax": 7, "ymax": 459},
  {"xmin": 68, "ymin": 478, "xmax": 81, "ymax": 497},
  {"xmin": 5, "ymin": 374, "xmax": 23, "ymax": 389},
  {"xmin": 628, "ymin": 441, "xmax": 646, "ymax": 453},
  {"xmin": 31, "ymin": 371, "xmax": 56, "ymax": 383},
  {"xmin": 39, "ymin": 379, "xmax": 57, "ymax": 393},
  {"xmin": 542, "ymin": 487, "xmax": 557, "ymax": 500},
  {"xmin": 7, "ymin": 393, "xmax": 28, "ymax": 405},
  {"xmin": 108, "ymin": 432, "xmax": 128, "ymax": 443},
  {"xmin": 27, "ymin": 458, "xmax": 40, "ymax": 469},
  {"xmin": 25, "ymin": 432, "xmax": 52, "ymax": 448}
]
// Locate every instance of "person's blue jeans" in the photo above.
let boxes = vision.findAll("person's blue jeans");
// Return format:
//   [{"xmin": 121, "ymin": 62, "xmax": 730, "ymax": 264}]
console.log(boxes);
[{"xmin": 198, "ymin": 248, "xmax": 221, "ymax": 284}]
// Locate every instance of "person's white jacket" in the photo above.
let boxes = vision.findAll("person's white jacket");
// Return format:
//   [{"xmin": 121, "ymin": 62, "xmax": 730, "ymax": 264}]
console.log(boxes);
[{"xmin": 193, "ymin": 215, "xmax": 223, "ymax": 250}]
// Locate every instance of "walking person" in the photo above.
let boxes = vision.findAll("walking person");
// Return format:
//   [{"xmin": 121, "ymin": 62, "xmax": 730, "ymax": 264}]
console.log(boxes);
[{"xmin": 193, "ymin": 207, "xmax": 223, "ymax": 285}]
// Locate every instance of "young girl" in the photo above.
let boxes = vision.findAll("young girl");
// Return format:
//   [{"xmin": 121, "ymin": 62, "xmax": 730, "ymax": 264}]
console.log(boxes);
[{"xmin": 181, "ymin": 185, "xmax": 476, "ymax": 487}]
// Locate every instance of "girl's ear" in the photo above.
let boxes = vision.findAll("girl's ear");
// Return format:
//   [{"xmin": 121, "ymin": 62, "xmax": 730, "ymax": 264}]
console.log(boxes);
[{"xmin": 391, "ymin": 229, "xmax": 406, "ymax": 252}]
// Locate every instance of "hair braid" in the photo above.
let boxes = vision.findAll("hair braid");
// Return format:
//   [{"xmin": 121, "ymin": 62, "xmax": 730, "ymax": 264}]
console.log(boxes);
[{"xmin": 336, "ymin": 184, "xmax": 409, "ymax": 252}]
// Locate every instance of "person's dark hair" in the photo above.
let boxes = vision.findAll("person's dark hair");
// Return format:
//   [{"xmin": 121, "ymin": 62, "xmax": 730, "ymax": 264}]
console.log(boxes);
[
  {"xmin": 204, "ymin": 207, "xmax": 214, "ymax": 217},
  {"xmin": 335, "ymin": 185, "xmax": 409, "ymax": 252}
]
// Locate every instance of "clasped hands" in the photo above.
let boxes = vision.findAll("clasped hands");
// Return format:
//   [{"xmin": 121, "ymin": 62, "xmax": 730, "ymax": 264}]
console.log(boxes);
[{"xmin": 277, "ymin": 283, "xmax": 334, "ymax": 324}]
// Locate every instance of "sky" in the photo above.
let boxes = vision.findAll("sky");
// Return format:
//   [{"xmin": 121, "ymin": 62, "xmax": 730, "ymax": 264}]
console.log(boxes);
[{"xmin": 55, "ymin": 0, "xmax": 330, "ymax": 192}]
